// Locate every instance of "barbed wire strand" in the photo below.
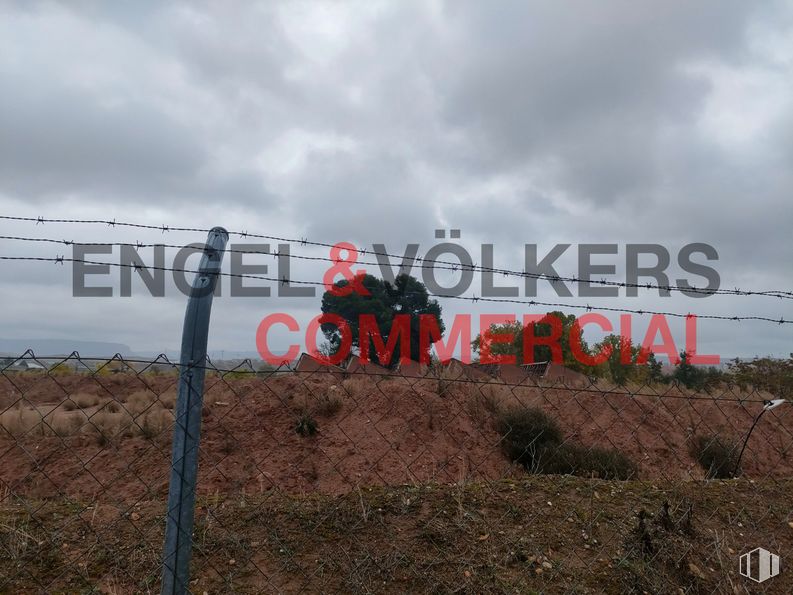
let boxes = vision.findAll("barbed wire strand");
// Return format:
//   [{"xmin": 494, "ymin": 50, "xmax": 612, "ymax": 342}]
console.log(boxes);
[
  {"xmin": 1, "ymin": 216, "xmax": 791, "ymax": 299},
  {"xmin": 0, "ymin": 254, "xmax": 789, "ymax": 325}
]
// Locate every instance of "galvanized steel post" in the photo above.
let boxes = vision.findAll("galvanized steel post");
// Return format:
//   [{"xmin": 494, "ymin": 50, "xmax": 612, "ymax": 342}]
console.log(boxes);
[{"xmin": 161, "ymin": 227, "xmax": 228, "ymax": 594}]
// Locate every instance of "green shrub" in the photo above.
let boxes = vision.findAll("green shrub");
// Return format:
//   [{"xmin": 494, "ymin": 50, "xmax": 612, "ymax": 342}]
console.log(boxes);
[
  {"xmin": 543, "ymin": 443, "xmax": 637, "ymax": 480},
  {"xmin": 496, "ymin": 406, "xmax": 563, "ymax": 467},
  {"xmin": 690, "ymin": 434, "xmax": 739, "ymax": 478},
  {"xmin": 223, "ymin": 369, "xmax": 254, "ymax": 380},
  {"xmin": 48, "ymin": 363, "xmax": 73, "ymax": 375},
  {"xmin": 496, "ymin": 406, "xmax": 636, "ymax": 479}
]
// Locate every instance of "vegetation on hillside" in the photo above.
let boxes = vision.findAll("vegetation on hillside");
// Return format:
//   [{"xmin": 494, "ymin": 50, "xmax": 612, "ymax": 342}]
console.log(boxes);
[{"xmin": 320, "ymin": 273, "xmax": 444, "ymax": 367}]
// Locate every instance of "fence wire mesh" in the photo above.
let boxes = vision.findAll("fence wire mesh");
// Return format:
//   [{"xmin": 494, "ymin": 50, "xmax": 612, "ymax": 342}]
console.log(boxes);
[{"xmin": 1, "ymin": 351, "xmax": 791, "ymax": 593}]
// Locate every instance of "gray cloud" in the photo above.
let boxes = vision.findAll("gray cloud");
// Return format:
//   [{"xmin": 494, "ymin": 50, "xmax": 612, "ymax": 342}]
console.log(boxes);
[{"xmin": 0, "ymin": 1, "xmax": 791, "ymax": 359}]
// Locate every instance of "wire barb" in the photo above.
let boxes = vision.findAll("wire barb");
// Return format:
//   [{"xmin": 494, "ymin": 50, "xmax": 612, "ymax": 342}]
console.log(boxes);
[{"xmin": 3, "ymin": 214, "xmax": 792, "ymax": 299}]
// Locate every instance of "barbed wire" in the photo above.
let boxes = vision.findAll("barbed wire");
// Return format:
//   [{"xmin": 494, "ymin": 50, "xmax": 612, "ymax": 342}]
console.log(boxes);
[
  {"xmin": 0, "ymin": 254, "xmax": 791, "ymax": 325},
  {"xmin": 2, "ymin": 215, "xmax": 791, "ymax": 299}
]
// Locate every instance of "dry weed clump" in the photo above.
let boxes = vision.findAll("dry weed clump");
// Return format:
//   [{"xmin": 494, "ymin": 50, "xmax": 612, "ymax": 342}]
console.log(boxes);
[
  {"xmin": 61, "ymin": 393, "xmax": 101, "ymax": 411},
  {"xmin": 159, "ymin": 390, "xmax": 177, "ymax": 409},
  {"xmin": 84, "ymin": 409, "xmax": 135, "ymax": 443},
  {"xmin": 0, "ymin": 391, "xmax": 174, "ymax": 444},
  {"xmin": 433, "ymin": 364, "xmax": 465, "ymax": 396},
  {"xmin": 47, "ymin": 363, "xmax": 73, "ymax": 376},
  {"xmin": 290, "ymin": 385, "xmax": 344, "ymax": 419},
  {"xmin": 467, "ymin": 382, "xmax": 508, "ymax": 422},
  {"xmin": 0, "ymin": 392, "xmax": 23, "ymax": 412},
  {"xmin": 43, "ymin": 411, "xmax": 82, "ymax": 437},
  {"xmin": 124, "ymin": 391, "xmax": 158, "ymax": 415},
  {"xmin": 101, "ymin": 400, "xmax": 121, "ymax": 413},
  {"xmin": 295, "ymin": 412, "xmax": 318, "ymax": 437},
  {"xmin": 0, "ymin": 407, "xmax": 41, "ymax": 436},
  {"xmin": 0, "ymin": 407, "xmax": 82, "ymax": 437},
  {"xmin": 690, "ymin": 434, "xmax": 740, "ymax": 479},
  {"xmin": 341, "ymin": 377, "xmax": 368, "ymax": 399},
  {"xmin": 315, "ymin": 392, "xmax": 343, "ymax": 417},
  {"xmin": 138, "ymin": 409, "xmax": 174, "ymax": 440},
  {"xmin": 85, "ymin": 405, "xmax": 173, "ymax": 444}
]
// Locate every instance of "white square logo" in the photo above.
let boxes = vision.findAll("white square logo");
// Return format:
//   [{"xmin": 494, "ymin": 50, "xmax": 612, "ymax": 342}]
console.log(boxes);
[{"xmin": 739, "ymin": 547, "xmax": 781, "ymax": 583}]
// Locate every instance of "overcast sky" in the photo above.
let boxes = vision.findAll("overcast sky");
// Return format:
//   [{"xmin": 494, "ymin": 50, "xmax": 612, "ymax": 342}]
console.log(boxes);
[{"xmin": 1, "ymin": 1, "xmax": 792, "ymax": 361}]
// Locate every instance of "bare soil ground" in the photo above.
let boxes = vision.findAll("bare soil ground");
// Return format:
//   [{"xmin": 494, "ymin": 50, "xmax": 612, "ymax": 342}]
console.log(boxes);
[
  {"xmin": 1, "ymin": 372, "xmax": 792, "ymax": 592},
  {"xmin": 1, "ymin": 477, "xmax": 791, "ymax": 593},
  {"xmin": 1, "ymin": 372, "xmax": 791, "ymax": 502}
]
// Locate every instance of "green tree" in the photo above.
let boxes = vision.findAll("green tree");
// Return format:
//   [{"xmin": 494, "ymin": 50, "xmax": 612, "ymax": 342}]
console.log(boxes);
[
  {"xmin": 672, "ymin": 351, "xmax": 709, "ymax": 390},
  {"xmin": 471, "ymin": 311, "xmax": 591, "ymax": 373},
  {"xmin": 596, "ymin": 334, "xmax": 664, "ymax": 385},
  {"xmin": 320, "ymin": 273, "xmax": 444, "ymax": 367},
  {"xmin": 472, "ymin": 316, "xmax": 667, "ymax": 383},
  {"xmin": 727, "ymin": 355, "xmax": 793, "ymax": 397}
]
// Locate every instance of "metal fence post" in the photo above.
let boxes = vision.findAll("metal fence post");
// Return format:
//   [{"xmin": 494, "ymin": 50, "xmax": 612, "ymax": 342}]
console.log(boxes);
[{"xmin": 161, "ymin": 227, "xmax": 229, "ymax": 594}]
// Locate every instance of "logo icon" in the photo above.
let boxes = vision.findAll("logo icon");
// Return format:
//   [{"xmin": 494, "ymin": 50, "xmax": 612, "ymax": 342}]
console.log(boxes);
[{"xmin": 739, "ymin": 547, "xmax": 780, "ymax": 583}]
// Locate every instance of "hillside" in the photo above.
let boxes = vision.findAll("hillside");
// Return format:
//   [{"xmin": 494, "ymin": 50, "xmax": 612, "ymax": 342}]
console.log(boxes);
[{"xmin": 1, "ymin": 371, "xmax": 792, "ymax": 592}]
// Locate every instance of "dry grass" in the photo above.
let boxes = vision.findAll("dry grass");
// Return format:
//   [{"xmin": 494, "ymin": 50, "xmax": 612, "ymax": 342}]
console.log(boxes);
[
  {"xmin": 159, "ymin": 390, "xmax": 177, "ymax": 409},
  {"xmin": 0, "ymin": 392, "xmax": 174, "ymax": 443},
  {"xmin": 0, "ymin": 407, "xmax": 82, "ymax": 437},
  {"xmin": 315, "ymin": 392, "xmax": 343, "ymax": 417},
  {"xmin": 84, "ymin": 406, "xmax": 173, "ymax": 443},
  {"xmin": 124, "ymin": 391, "xmax": 158, "ymax": 415},
  {"xmin": 289, "ymin": 386, "xmax": 344, "ymax": 419},
  {"xmin": 466, "ymin": 382, "xmax": 508, "ymax": 423},
  {"xmin": 0, "ymin": 392, "xmax": 21, "ymax": 412},
  {"xmin": 0, "ymin": 408, "xmax": 41, "ymax": 436},
  {"xmin": 44, "ymin": 411, "xmax": 82, "ymax": 437},
  {"xmin": 6, "ymin": 477, "xmax": 791, "ymax": 594},
  {"xmin": 101, "ymin": 400, "xmax": 121, "ymax": 413},
  {"xmin": 61, "ymin": 393, "xmax": 101, "ymax": 411},
  {"xmin": 202, "ymin": 391, "xmax": 218, "ymax": 408},
  {"xmin": 138, "ymin": 409, "xmax": 174, "ymax": 439},
  {"xmin": 84, "ymin": 409, "xmax": 135, "ymax": 442},
  {"xmin": 47, "ymin": 363, "xmax": 73, "ymax": 376},
  {"xmin": 341, "ymin": 377, "xmax": 369, "ymax": 399},
  {"xmin": 433, "ymin": 363, "xmax": 464, "ymax": 396}
]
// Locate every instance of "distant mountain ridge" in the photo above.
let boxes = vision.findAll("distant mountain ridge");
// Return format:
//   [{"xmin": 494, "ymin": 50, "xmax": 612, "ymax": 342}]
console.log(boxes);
[
  {"xmin": 0, "ymin": 338, "xmax": 133, "ymax": 358},
  {"xmin": 0, "ymin": 339, "xmax": 263, "ymax": 363}
]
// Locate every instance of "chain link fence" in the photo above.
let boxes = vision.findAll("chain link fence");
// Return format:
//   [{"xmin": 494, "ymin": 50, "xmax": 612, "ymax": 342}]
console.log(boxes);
[{"xmin": 1, "ymin": 351, "xmax": 791, "ymax": 593}]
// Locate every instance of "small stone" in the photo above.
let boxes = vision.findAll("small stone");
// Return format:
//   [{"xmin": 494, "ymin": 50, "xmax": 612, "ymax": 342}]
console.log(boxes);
[
  {"xmin": 228, "ymin": 559, "xmax": 236, "ymax": 566},
  {"xmin": 130, "ymin": 512, "xmax": 140, "ymax": 521},
  {"xmin": 688, "ymin": 562, "xmax": 706, "ymax": 579},
  {"xmin": 542, "ymin": 561, "xmax": 552, "ymax": 569}
]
